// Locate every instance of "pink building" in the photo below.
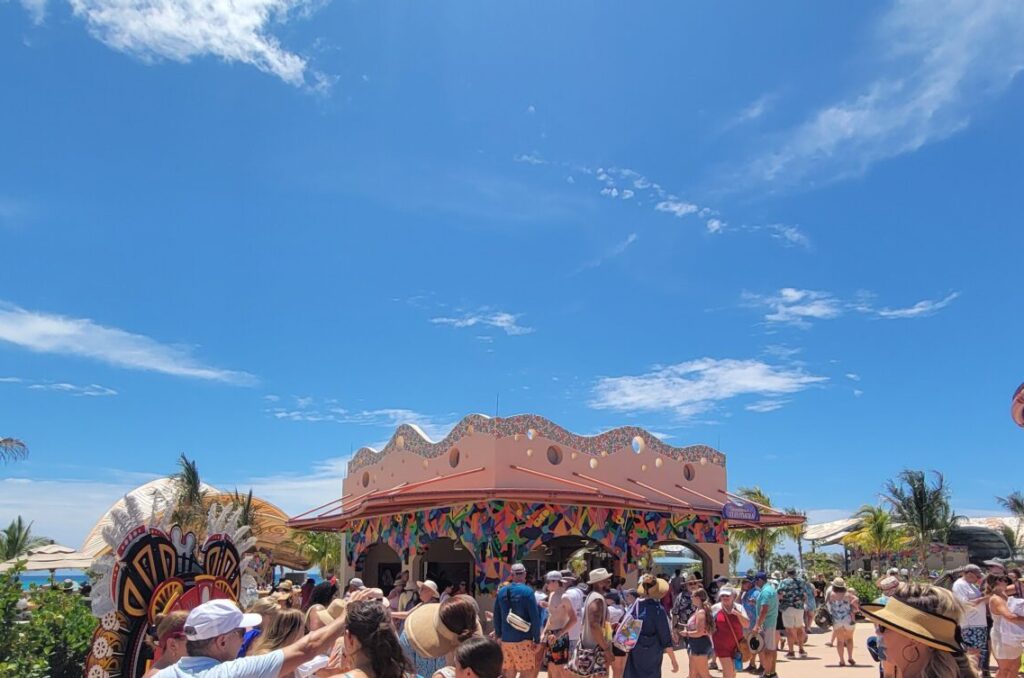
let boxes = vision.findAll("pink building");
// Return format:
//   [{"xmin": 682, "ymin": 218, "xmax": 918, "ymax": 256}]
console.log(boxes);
[{"xmin": 289, "ymin": 413, "xmax": 800, "ymax": 602}]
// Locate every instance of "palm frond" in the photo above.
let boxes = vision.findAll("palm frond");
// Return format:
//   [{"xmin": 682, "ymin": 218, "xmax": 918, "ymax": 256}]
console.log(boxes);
[{"xmin": 0, "ymin": 438, "xmax": 28, "ymax": 464}]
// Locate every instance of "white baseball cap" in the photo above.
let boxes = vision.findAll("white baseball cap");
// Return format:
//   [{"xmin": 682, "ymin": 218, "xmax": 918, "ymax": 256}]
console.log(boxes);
[
  {"xmin": 349, "ymin": 578, "xmax": 365, "ymax": 589},
  {"xmin": 184, "ymin": 599, "xmax": 263, "ymax": 641}
]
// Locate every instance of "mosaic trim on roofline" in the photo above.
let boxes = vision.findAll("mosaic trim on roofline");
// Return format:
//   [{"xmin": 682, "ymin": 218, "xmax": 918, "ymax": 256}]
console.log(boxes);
[
  {"xmin": 345, "ymin": 500, "xmax": 727, "ymax": 593},
  {"xmin": 348, "ymin": 413, "xmax": 725, "ymax": 472}
]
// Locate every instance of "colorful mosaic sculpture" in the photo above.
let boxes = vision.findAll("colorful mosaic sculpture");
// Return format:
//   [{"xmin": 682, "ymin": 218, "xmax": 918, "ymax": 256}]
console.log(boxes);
[
  {"xmin": 346, "ymin": 500, "xmax": 727, "ymax": 592},
  {"xmin": 85, "ymin": 493, "xmax": 257, "ymax": 678}
]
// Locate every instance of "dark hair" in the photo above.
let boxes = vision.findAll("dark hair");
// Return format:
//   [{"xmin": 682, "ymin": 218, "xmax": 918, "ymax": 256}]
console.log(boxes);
[
  {"xmin": 308, "ymin": 581, "xmax": 338, "ymax": 609},
  {"xmin": 691, "ymin": 588, "xmax": 715, "ymax": 635},
  {"xmin": 345, "ymin": 600, "xmax": 412, "ymax": 678},
  {"xmin": 185, "ymin": 636, "xmax": 218, "ymax": 657},
  {"xmin": 439, "ymin": 597, "xmax": 479, "ymax": 641},
  {"xmin": 984, "ymin": 573, "xmax": 1012, "ymax": 595},
  {"xmin": 455, "ymin": 636, "xmax": 503, "ymax": 678},
  {"xmin": 1010, "ymin": 568, "xmax": 1022, "ymax": 578}
]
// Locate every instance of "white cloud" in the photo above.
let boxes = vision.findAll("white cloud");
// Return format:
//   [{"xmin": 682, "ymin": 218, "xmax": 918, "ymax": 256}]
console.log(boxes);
[
  {"xmin": 19, "ymin": 0, "xmax": 47, "ymax": 23},
  {"xmin": 655, "ymin": 200, "xmax": 699, "ymax": 218},
  {"xmin": 526, "ymin": 105, "xmax": 536, "ymax": 115},
  {"xmin": 706, "ymin": 218, "xmax": 725, "ymax": 234},
  {"xmin": 66, "ymin": 0, "xmax": 325, "ymax": 88},
  {"xmin": 763, "ymin": 224, "xmax": 811, "ymax": 249},
  {"xmin": 267, "ymin": 399, "xmax": 457, "ymax": 443},
  {"xmin": 0, "ymin": 302, "xmax": 255, "ymax": 385},
  {"xmin": 746, "ymin": 399, "xmax": 790, "ymax": 413},
  {"xmin": 430, "ymin": 309, "xmax": 534, "ymax": 336},
  {"xmin": 876, "ymin": 292, "xmax": 960, "ymax": 319},
  {"xmin": 27, "ymin": 382, "xmax": 117, "ymax": 397},
  {"xmin": 746, "ymin": 1, "xmax": 1024, "ymax": 187},
  {"xmin": 590, "ymin": 357, "xmax": 827, "ymax": 419},
  {"xmin": 513, "ymin": 153, "xmax": 547, "ymax": 166},
  {"xmin": 853, "ymin": 389, "xmax": 864, "ymax": 397},
  {"xmin": 240, "ymin": 457, "xmax": 349, "ymax": 515},
  {"xmin": 573, "ymin": 233, "xmax": 638, "ymax": 274},
  {"xmin": 745, "ymin": 288, "xmax": 844, "ymax": 327},
  {"xmin": 732, "ymin": 94, "xmax": 774, "ymax": 125},
  {"xmin": 845, "ymin": 373, "xmax": 860, "ymax": 381}
]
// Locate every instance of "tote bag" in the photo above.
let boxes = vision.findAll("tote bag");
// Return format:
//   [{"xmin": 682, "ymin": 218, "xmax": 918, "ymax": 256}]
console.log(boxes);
[{"xmin": 612, "ymin": 600, "xmax": 644, "ymax": 652}]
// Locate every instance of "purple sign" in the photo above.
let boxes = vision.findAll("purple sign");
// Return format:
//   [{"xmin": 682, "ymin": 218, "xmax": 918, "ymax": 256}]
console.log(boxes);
[{"xmin": 722, "ymin": 500, "xmax": 760, "ymax": 522}]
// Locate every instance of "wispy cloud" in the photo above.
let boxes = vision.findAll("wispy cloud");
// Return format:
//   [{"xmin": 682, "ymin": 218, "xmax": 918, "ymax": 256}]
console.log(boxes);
[
  {"xmin": 744, "ymin": 288, "xmax": 959, "ymax": 326},
  {"xmin": 655, "ymin": 200, "xmax": 699, "ymax": 218},
  {"xmin": 744, "ymin": 288, "xmax": 844, "ymax": 328},
  {"xmin": 64, "ymin": 0, "xmax": 328, "ymax": 89},
  {"xmin": 573, "ymin": 233, "xmax": 638, "ymax": 274},
  {"xmin": 744, "ymin": 1, "xmax": 1024, "ymax": 187},
  {"xmin": 590, "ymin": 357, "xmax": 827, "ymax": 419},
  {"xmin": 876, "ymin": 292, "xmax": 960, "ymax": 319},
  {"xmin": 267, "ymin": 397, "xmax": 458, "ymax": 443},
  {"xmin": 430, "ymin": 309, "xmax": 534, "ymax": 336},
  {"xmin": 746, "ymin": 399, "xmax": 790, "ymax": 413},
  {"xmin": 845, "ymin": 373, "xmax": 861, "ymax": 382},
  {"xmin": 241, "ymin": 457, "xmax": 350, "ymax": 515},
  {"xmin": 1, "ymin": 376, "xmax": 118, "ymax": 396},
  {"xmin": 0, "ymin": 301, "xmax": 255, "ymax": 385},
  {"xmin": 727, "ymin": 94, "xmax": 775, "ymax": 128}
]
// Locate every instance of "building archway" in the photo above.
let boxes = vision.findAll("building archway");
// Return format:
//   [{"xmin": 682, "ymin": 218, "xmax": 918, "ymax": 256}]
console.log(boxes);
[
  {"xmin": 650, "ymin": 539, "xmax": 712, "ymax": 585},
  {"xmin": 360, "ymin": 542, "xmax": 402, "ymax": 596},
  {"xmin": 418, "ymin": 537, "xmax": 477, "ymax": 596},
  {"xmin": 523, "ymin": 535, "xmax": 619, "ymax": 581}
]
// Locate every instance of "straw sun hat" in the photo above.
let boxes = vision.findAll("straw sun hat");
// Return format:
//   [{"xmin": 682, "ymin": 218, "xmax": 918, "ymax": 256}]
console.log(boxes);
[
  {"xmin": 638, "ymin": 575, "xmax": 670, "ymax": 599},
  {"xmin": 860, "ymin": 598, "xmax": 963, "ymax": 655},
  {"xmin": 404, "ymin": 597, "xmax": 484, "ymax": 659}
]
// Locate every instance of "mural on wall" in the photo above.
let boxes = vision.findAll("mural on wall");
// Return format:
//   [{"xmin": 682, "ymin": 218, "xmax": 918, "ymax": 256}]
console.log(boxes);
[
  {"xmin": 85, "ymin": 495, "xmax": 257, "ymax": 678},
  {"xmin": 346, "ymin": 501, "xmax": 727, "ymax": 592}
]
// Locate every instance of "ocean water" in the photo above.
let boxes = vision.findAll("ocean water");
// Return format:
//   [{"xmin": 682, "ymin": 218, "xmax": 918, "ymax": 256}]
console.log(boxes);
[{"xmin": 18, "ymin": 572, "xmax": 89, "ymax": 591}]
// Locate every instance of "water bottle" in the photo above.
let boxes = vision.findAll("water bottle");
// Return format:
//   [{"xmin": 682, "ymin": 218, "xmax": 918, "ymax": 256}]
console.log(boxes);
[{"xmin": 734, "ymin": 652, "xmax": 743, "ymax": 671}]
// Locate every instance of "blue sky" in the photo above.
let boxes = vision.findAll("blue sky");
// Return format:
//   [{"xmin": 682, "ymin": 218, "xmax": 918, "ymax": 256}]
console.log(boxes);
[{"xmin": 2, "ymin": 1, "xmax": 1023, "ymax": 551}]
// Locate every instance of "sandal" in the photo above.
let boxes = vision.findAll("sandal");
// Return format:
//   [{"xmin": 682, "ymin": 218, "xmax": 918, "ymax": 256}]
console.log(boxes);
[
  {"xmin": 839, "ymin": 660, "xmax": 846, "ymax": 667},
  {"xmin": 848, "ymin": 658, "xmax": 856, "ymax": 665}
]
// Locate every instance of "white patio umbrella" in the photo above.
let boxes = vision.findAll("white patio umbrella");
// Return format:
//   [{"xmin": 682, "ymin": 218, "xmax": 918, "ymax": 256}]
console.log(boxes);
[{"xmin": 0, "ymin": 543, "xmax": 93, "ymax": 574}]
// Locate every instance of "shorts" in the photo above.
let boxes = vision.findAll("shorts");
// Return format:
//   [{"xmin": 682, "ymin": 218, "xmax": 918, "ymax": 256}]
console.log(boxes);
[
  {"xmin": 612, "ymin": 645, "xmax": 627, "ymax": 657},
  {"xmin": 961, "ymin": 626, "xmax": 988, "ymax": 653},
  {"xmin": 545, "ymin": 635, "xmax": 572, "ymax": 665},
  {"xmin": 502, "ymin": 640, "xmax": 539, "ymax": 672},
  {"xmin": 759, "ymin": 629, "xmax": 778, "ymax": 650},
  {"xmin": 991, "ymin": 638, "xmax": 1022, "ymax": 661},
  {"xmin": 833, "ymin": 623, "xmax": 855, "ymax": 634},
  {"xmin": 782, "ymin": 608, "xmax": 805, "ymax": 629},
  {"xmin": 687, "ymin": 636, "xmax": 713, "ymax": 656}
]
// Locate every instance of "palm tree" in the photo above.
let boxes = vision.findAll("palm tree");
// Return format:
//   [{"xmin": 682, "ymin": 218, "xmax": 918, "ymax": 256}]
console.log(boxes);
[
  {"xmin": 229, "ymin": 488, "xmax": 259, "ymax": 536},
  {"xmin": 728, "ymin": 537, "xmax": 742, "ymax": 574},
  {"xmin": 0, "ymin": 438, "xmax": 27, "ymax": 463},
  {"xmin": 170, "ymin": 454, "xmax": 207, "ymax": 532},
  {"xmin": 729, "ymin": 487, "xmax": 787, "ymax": 572},
  {"xmin": 782, "ymin": 507, "xmax": 807, "ymax": 569},
  {"xmin": 843, "ymin": 505, "xmax": 910, "ymax": 568},
  {"xmin": 883, "ymin": 470, "xmax": 956, "ymax": 574},
  {"xmin": 294, "ymin": 531, "xmax": 343, "ymax": 578},
  {"xmin": 0, "ymin": 516, "xmax": 50, "ymax": 560},
  {"xmin": 997, "ymin": 524, "xmax": 1020, "ymax": 559},
  {"xmin": 996, "ymin": 491, "xmax": 1024, "ymax": 557}
]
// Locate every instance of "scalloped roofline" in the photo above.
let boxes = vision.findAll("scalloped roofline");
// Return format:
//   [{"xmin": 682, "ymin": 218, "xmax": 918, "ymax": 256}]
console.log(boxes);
[{"xmin": 347, "ymin": 412, "xmax": 725, "ymax": 472}]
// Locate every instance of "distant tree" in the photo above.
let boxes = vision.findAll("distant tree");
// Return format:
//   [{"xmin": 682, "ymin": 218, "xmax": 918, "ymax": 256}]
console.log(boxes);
[
  {"xmin": 730, "ymin": 487, "xmax": 786, "ymax": 572},
  {"xmin": 997, "ymin": 524, "xmax": 1020, "ymax": 559},
  {"xmin": 843, "ymin": 505, "xmax": 910, "ymax": 568},
  {"xmin": 170, "ymin": 454, "xmax": 208, "ymax": 533},
  {"xmin": 782, "ymin": 507, "xmax": 807, "ymax": 569},
  {"xmin": 294, "ymin": 531, "xmax": 343, "ymax": 578},
  {"xmin": 0, "ymin": 438, "xmax": 27, "ymax": 464},
  {"xmin": 0, "ymin": 516, "xmax": 50, "ymax": 560},
  {"xmin": 728, "ymin": 537, "xmax": 742, "ymax": 575},
  {"xmin": 803, "ymin": 552, "xmax": 843, "ymax": 577},
  {"xmin": 769, "ymin": 553, "xmax": 799, "ymax": 575},
  {"xmin": 996, "ymin": 491, "xmax": 1024, "ymax": 557},
  {"xmin": 883, "ymin": 470, "xmax": 957, "ymax": 574}
]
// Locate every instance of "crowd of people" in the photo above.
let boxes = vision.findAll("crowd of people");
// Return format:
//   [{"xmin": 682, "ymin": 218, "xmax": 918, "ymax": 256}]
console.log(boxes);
[{"xmin": 135, "ymin": 558, "xmax": 1024, "ymax": 678}]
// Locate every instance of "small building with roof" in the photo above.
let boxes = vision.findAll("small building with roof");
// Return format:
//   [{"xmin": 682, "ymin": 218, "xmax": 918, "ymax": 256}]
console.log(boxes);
[{"xmin": 289, "ymin": 413, "xmax": 801, "ymax": 599}]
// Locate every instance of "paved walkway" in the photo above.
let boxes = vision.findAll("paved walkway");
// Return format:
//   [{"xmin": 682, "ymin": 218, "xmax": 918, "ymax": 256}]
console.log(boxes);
[{"xmin": 542, "ymin": 623, "xmax": 880, "ymax": 677}]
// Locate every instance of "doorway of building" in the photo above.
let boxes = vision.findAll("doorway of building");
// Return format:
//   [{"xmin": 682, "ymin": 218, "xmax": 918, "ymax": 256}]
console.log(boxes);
[
  {"xmin": 522, "ymin": 536, "xmax": 618, "ymax": 581},
  {"xmin": 362, "ymin": 543, "xmax": 402, "ymax": 596},
  {"xmin": 421, "ymin": 537, "xmax": 476, "ymax": 596}
]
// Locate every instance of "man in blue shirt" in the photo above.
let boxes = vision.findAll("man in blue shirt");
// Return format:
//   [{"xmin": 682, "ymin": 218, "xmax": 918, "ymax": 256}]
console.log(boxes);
[
  {"xmin": 752, "ymin": 572, "xmax": 780, "ymax": 678},
  {"xmin": 741, "ymin": 575, "xmax": 762, "ymax": 672},
  {"xmin": 493, "ymin": 563, "xmax": 543, "ymax": 678}
]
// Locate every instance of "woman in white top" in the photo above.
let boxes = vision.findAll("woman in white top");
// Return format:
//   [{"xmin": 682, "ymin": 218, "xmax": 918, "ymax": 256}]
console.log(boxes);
[{"xmin": 986, "ymin": 574, "xmax": 1024, "ymax": 678}]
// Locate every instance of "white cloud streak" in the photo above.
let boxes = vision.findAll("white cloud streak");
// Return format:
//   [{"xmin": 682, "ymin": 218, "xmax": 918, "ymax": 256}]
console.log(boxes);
[
  {"xmin": 27, "ymin": 382, "xmax": 118, "ymax": 397},
  {"xmin": 746, "ymin": 0, "xmax": 1024, "ymax": 187},
  {"xmin": 746, "ymin": 399, "xmax": 790, "ymax": 413},
  {"xmin": 591, "ymin": 358, "xmax": 827, "ymax": 419},
  {"xmin": 876, "ymin": 292, "xmax": 961, "ymax": 319},
  {"xmin": 66, "ymin": 0, "xmax": 326, "ymax": 88},
  {"xmin": 573, "ymin": 233, "xmax": 638, "ymax": 274},
  {"xmin": 655, "ymin": 200, "xmax": 699, "ymax": 218},
  {"xmin": 430, "ymin": 309, "xmax": 534, "ymax": 336},
  {"xmin": 0, "ymin": 302, "xmax": 255, "ymax": 385},
  {"xmin": 267, "ymin": 398, "xmax": 458, "ymax": 443}
]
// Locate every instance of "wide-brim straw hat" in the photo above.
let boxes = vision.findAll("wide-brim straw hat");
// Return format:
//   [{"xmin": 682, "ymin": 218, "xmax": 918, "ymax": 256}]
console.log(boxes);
[
  {"xmin": 861, "ymin": 598, "xmax": 962, "ymax": 655},
  {"xmin": 638, "ymin": 575, "xmax": 670, "ymax": 600},
  {"xmin": 277, "ymin": 580, "xmax": 295, "ymax": 592},
  {"xmin": 587, "ymin": 568, "xmax": 613, "ymax": 585},
  {"xmin": 404, "ymin": 601, "xmax": 483, "ymax": 659},
  {"xmin": 315, "ymin": 598, "xmax": 347, "ymax": 627}
]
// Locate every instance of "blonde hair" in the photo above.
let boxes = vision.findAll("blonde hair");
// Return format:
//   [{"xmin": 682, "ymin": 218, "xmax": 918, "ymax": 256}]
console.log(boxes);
[
  {"xmin": 247, "ymin": 596, "xmax": 280, "ymax": 616},
  {"xmin": 251, "ymin": 608, "xmax": 305, "ymax": 655},
  {"xmin": 891, "ymin": 583, "xmax": 976, "ymax": 678}
]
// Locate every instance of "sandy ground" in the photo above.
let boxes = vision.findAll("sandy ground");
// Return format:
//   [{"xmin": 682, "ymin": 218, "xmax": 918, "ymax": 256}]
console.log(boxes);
[{"xmin": 541, "ymin": 623, "xmax": 882, "ymax": 677}]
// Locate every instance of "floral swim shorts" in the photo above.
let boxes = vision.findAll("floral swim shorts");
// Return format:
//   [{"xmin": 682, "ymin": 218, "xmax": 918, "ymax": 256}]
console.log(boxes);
[
  {"xmin": 961, "ymin": 626, "xmax": 988, "ymax": 653},
  {"xmin": 502, "ymin": 640, "xmax": 539, "ymax": 672}
]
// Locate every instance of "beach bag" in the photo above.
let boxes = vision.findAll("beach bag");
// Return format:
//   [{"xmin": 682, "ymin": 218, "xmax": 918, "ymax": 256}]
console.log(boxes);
[
  {"xmin": 568, "ymin": 596, "xmax": 609, "ymax": 677},
  {"xmin": 504, "ymin": 588, "xmax": 532, "ymax": 633},
  {"xmin": 612, "ymin": 600, "xmax": 643, "ymax": 652},
  {"xmin": 724, "ymin": 610, "xmax": 753, "ymax": 664}
]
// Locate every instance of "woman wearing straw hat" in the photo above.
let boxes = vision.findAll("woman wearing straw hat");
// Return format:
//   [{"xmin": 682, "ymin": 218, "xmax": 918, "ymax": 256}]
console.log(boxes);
[
  {"xmin": 861, "ymin": 583, "xmax": 979, "ymax": 678},
  {"xmin": 623, "ymin": 575, "xmax": 679, "ymax": 677},
  {"xmin": 825, "ymin": 577, "xmax": 861, "ymax": 667}
]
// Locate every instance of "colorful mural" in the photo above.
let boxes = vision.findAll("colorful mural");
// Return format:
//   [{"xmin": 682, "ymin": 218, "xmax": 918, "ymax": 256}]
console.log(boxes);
[{"xmin": 345, "ymin": 501, "xmax": 727, "ymax": 592}]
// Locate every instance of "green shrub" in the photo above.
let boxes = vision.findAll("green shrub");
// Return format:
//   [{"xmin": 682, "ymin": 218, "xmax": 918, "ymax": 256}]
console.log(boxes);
[
  {"xmin": 0, "ymin": 568, "xmax": 97, "ymax": 678},
  {"xmin": 845, "ymin": 576, "xmax": 881, "ymax": 604}
]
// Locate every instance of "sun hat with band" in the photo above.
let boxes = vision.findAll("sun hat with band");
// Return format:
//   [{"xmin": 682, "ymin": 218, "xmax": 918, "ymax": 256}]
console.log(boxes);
[
  {"xmin": 404, "ymin": 597, "xmax": 484, "ymax": 659},
  {"xmin": 184, "ymin": 600, "xmax": 263, "ymax": 641},
  {"xmin": 587, "ymin": 568, "xmax": 613, "ymax": 585},
  {"xmin": 314, "ymin": 598, "xmax": 348, "ymax": 627},
  {"xmin": 861, "ymin": 597, "xmax": 963, "ymax": 655},
  {"xmin": 638, "ymin": 574, "xmax": 670, "ymax": 599}
]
